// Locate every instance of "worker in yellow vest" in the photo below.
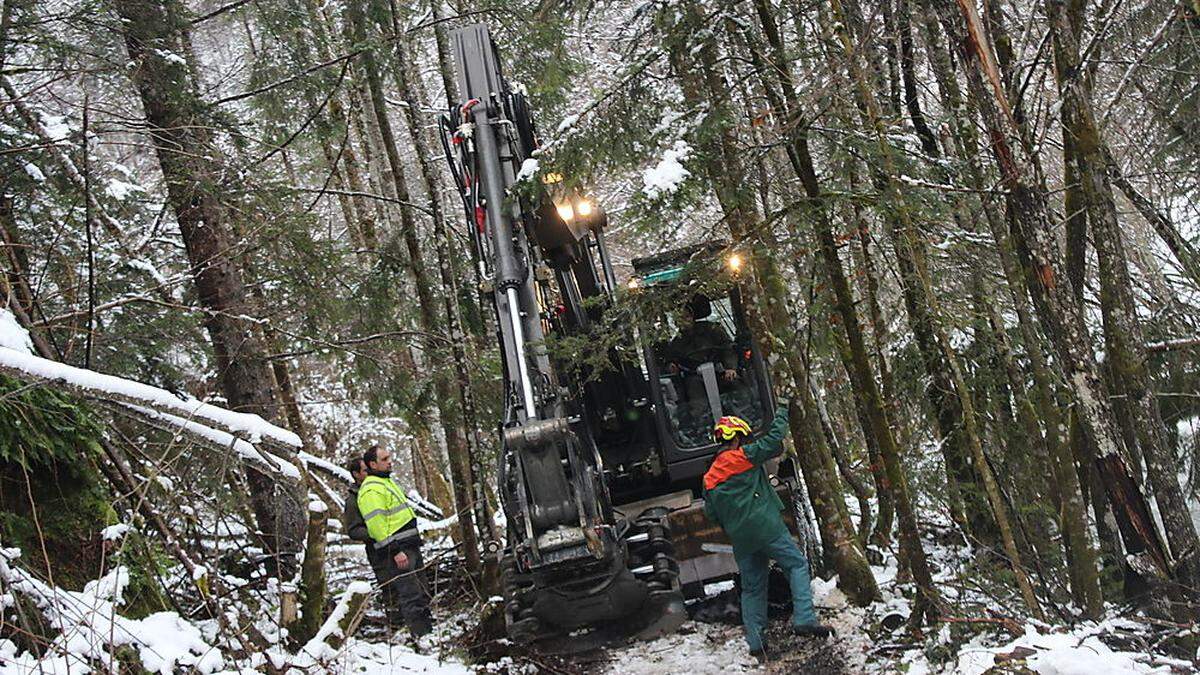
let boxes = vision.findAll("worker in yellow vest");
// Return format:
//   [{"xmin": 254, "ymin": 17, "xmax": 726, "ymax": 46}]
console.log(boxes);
[{"xmin": 357, "ymin": 445, "xmax": 433, "ymax": 638}]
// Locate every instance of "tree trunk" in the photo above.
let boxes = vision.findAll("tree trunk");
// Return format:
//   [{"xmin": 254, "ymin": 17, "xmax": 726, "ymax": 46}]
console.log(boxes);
[
  {"xmin": 948, "ymin": 0, "xmax": 1172, "ymax": 597},
  {"xmin": 744, "ymin": 0, "xmax": 905, "ymax": 557},
  {"xmin": 811, "ymin": 372, "xmax": 875, "ymax": 544},
  {"xmin": 300, "ymin": 0, "xmax": 379, "ymax": 255},
  {"xmin": 851, "ymin": 206, "xmax": 899, "ymax": 547},
  {"xmin": 114, "ymin": 0, "xmax": 305, "ymax": 576},
  {"xmin": 1046, "ymin": 0, "xmax": 1200, "ymax": 596},
  {"xmin": 294, "ymin": 500, "xmax": 328, "ymax": 643},
  {"xmin": 829, "ymin": 0, "xmax": 1041, "ymax": 618},
  {"xmin": 913, "ymin": 0, "xmax": 1103, "ymax": 615}
]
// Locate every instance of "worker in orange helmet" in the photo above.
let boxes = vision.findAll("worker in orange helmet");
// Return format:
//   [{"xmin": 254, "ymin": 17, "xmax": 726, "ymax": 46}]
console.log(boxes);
[{"xmin": 703, "ymin": 401, "xmax": 833, "ymax": 663}]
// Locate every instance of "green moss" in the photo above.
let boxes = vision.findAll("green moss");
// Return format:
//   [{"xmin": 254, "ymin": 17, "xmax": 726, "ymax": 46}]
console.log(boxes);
[
  {"xmin": 0, "ymin": 376, "xmax": 111, "ymax": 589},
  {"xmin": 115, "ymin": 533, "xmax": 172, "ymax": 619}
]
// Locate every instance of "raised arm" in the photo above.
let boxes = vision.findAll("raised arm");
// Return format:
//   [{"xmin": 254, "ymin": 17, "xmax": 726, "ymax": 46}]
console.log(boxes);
[{"xmin": 743, "ymin": 404, "xmax": 791, "ymax": 466}]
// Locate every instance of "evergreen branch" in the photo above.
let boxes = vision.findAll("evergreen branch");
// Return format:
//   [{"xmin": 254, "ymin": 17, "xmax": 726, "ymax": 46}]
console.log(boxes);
[
  {"xmin": 289, "ymin": 186, "xmax": 434, "ymax": 216},
  {"xmin": 189, "ymin": 0, "xmax": 255, "ymax": 25}
]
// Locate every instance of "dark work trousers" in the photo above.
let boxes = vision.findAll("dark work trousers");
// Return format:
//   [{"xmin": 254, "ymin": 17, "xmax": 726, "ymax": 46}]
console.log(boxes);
[{"xmin": 368, "ymin": 542, "xmax": 432, "ymax": 636}]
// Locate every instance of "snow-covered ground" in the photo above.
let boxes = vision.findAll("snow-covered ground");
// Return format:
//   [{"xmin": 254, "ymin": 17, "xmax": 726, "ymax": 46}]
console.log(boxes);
[
  {"xmin": 900, "ymin": 621, "xmax": 1189, "ymax": 675},
  {"xmin": 2, "ymin": 481, "xmax": 1193, "ymax": 674},
  {"xmin": 597, "ymin": 621, "xmax": 767, "ymax": 674},
  {"xmin": 2, "ymin": 538, "xmax": 1191, "ymax": 674}
]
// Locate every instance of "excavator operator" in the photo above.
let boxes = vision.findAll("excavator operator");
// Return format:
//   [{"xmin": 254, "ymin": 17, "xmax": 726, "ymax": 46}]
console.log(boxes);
[{"xmin": 662, "ymin": 294, "xmax": 739, "ymax": 383}]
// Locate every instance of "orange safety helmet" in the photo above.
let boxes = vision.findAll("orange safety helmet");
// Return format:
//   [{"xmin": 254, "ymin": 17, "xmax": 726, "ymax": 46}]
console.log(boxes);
[{"xmin": 713, "ymin": 415, "xmax": 752, "ymax": 443}]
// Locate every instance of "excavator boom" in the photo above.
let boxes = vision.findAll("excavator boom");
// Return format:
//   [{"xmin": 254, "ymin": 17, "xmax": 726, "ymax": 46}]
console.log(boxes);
[{"xmin": 441, "ymin": 24, "xmax": 687, "ymax": 642}]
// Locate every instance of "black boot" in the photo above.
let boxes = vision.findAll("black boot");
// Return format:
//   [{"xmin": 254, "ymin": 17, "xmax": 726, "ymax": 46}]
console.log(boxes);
[{"xmin": 793, "ymin": 623, "xmax": 835, "ymax": 638}]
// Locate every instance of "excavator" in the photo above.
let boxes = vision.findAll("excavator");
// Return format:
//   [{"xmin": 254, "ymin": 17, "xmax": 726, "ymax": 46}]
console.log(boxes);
[{"xmin": 439, "ymin": 24, "xmax": 817, "ymax": 643}]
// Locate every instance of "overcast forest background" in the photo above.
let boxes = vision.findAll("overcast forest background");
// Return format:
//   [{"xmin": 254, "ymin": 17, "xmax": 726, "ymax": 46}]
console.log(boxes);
[{"xmin": 1, "ymin": 0, "xmax": 1199, "ymax": 672}]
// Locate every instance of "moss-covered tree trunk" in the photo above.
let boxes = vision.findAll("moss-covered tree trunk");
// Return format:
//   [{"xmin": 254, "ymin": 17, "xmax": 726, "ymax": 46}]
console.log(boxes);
[
  {"xmin": 294, "ymin": 501, "xmax": 328, "ymax": 643},
  {"xmin": 347, "ymin": 0, "xmax": 480, "ymax": 574},
  {"xmin": 913, "ymin": 0, "xmax": 1103, "ymax": 616},
  {"xmin": 947, "ymin": 0, "xmax": 1172, "ymax": 600},
  {"xmin": 828, "ymin": 0, "xmax": 1042, "ymax": 619},
  {"xmin": 743, "ymin": 0, "xmax": 905, "ymax": 557},
  {"xmin": 1046, "ymin": 0, "xmax": 1200, "ymax": 597}
]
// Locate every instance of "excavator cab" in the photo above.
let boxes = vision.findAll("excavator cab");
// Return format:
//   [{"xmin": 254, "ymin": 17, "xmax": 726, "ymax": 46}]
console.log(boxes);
[{"xmin": 630, "ymin": 243, "xmax": 776, "ymax": 486}]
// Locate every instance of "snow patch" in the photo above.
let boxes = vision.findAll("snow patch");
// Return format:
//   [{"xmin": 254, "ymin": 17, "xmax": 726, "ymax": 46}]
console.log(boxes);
[
  {"xmin": 23, "ymin": 163, "xmax": 45, "ymax": 182},
  {"xmin": 298, "ymin": 451, "xmax": 352, "ymax": 482},
  {"xmin": 556, "ymin": 113, "xmax": 580, "ymax": 134},
  {"xmin": 810, "ymin": 575, "xmax": 847, "ymax": 609},
  {"xmin": 516, "ymin": 158, "xmax": 540, "ymax": 182},
  {"xmin": 0, "ymin": 310, "xmax": 34, "ymax": 355},
  {"xmin": 126, "ymin": 258, "xmax": 171, "ymax": 287},
  {"xmin": 154, "ymin": 49, "xmax": 187, "ymax": 66},
  {"xmin": 0, "ymin": 549, "xmax": 223, "ymax": 674},
  {"xmin": 952, "ymin": 623, "xmax": 1166, "ymax": 675},
  {"xmin": 39, "ymin": 113, "xmax": 71, "ymax": 141},
  {"xmin": 105, "ymin": 178, "xmax": 143, "ymax": 200},
  {"xmin": 600, "ymin": 620, "xmax": 757, "ymax": 674},
  {"xmin": 125, "ymin": 403, "xmax": 301, "ymax": 479},
  {"xmin": 100, "ymin": 524, "xmax": 130, "ymax": 541},
  {"xmin": 135, "ymin": 612, "xmax": 224, "ymax": 674},
  {"xmin": 642, "ymin": 140, "xmax": 692, "ymax": 199}
]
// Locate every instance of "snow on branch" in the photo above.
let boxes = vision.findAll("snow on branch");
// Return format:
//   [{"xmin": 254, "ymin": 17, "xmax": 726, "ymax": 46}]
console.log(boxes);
[
  {"xmin": 120, "ymin": 404, "xmax": 301, "ymax": 480},
  {"xmin": 298, "ymin": 450, "xmax": 352, "ymax": 483},
  {"xmin": 408, "ymin": 490, "xmax": 445, "ymax": 521},
  {"xmin": 0, "ymin": 344, "xmax": 302, "ymax": 451}
]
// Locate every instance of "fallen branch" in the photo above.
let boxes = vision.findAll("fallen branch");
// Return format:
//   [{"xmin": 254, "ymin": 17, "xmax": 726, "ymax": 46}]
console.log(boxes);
[
  {"xmin": 0, "ymin": 344, "xmax": 302, "ymax": 453},
  {"xmin": 0, "ymin": 548, "xmax": 225, "ymax": 672}
]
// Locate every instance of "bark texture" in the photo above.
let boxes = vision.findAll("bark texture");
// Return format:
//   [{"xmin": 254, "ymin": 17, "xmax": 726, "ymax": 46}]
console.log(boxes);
[{"xmin": 948, "ymin": 0, "xmax": 1172, "ymax": 596}]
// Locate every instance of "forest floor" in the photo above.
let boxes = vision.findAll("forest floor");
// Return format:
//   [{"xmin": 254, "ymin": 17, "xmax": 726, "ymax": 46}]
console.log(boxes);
[
  {"xmin": 317, "ymin": 539, "xmax": 1186, "ymax": 675},
  {"xmin": 0, "ymin": 531, "xmax": 1187, "ymax": 673}
]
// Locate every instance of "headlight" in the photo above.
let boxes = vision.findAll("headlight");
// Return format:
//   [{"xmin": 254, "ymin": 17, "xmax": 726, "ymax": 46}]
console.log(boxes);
[
  {"xmin": 728, "ymin": 253, "xmax": 743, "ymax": 272},
  {"xmin": 556, "ymin": 202, "xmax": 574, "ymax": 221},
  {"xmin": 576, "ymin": 199, "xmax": 593, "ymax": 217}
]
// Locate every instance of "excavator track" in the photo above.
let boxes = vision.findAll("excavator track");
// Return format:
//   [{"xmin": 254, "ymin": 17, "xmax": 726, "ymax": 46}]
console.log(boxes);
[{"xmin": 625, "ymin": 507, "xmax": 687, "ymax": 640}]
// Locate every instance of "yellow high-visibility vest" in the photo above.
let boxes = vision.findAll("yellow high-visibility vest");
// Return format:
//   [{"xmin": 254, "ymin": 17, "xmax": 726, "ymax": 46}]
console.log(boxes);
[{"xmin": 357, "ymin": 475, "xmax": 418, "ymax": 549}]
